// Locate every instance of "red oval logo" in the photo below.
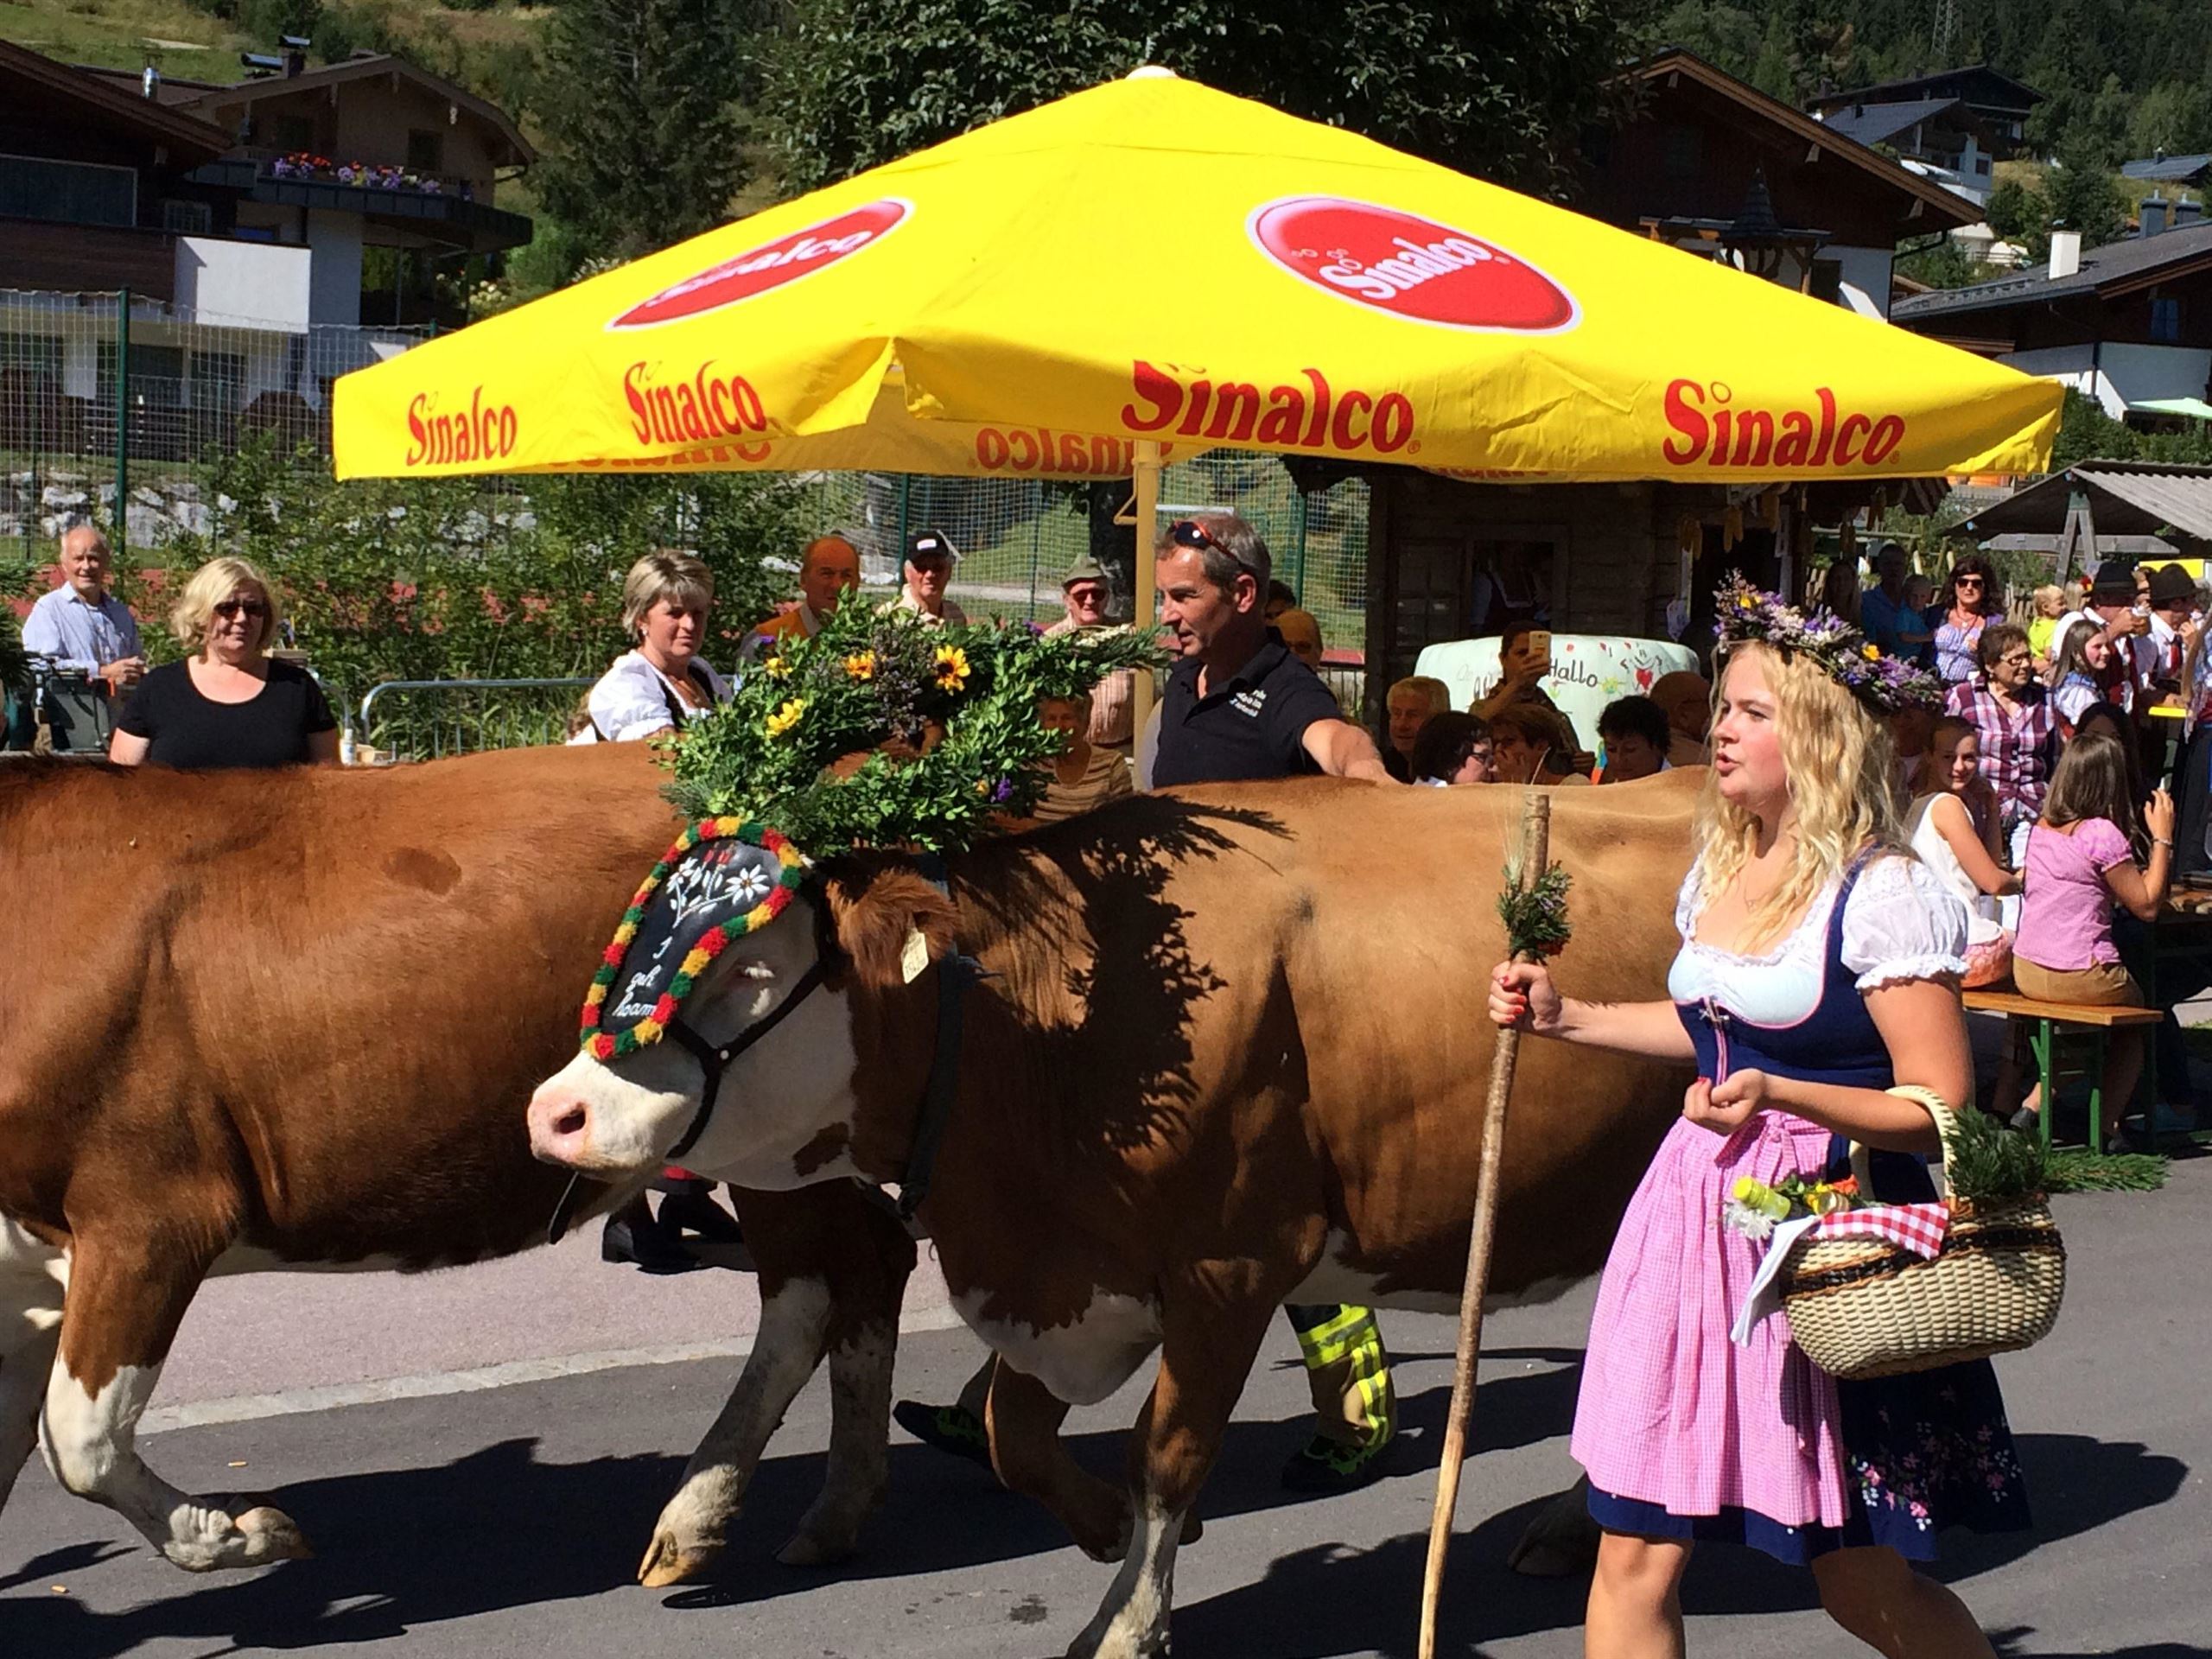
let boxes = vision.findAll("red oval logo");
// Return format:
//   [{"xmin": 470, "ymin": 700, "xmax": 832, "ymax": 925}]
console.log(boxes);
[
  {"xmin": 1249, "ymin": 196, "xmax": 1578, "ymax": 334},
  {"xmin": 607, "ymin": 199, "xmax": 911, "ymax": 331}
]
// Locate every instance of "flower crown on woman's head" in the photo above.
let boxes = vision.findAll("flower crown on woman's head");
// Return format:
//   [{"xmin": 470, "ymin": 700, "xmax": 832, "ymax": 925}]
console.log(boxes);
[{"xmin": 1714, "ymin": 572, "xmax": 1943, "ymax": 715}]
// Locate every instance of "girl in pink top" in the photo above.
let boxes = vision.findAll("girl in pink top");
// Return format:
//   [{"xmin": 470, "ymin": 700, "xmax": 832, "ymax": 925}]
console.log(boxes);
[{"xmin": 2011, "ymin": 730, "xmax": 2175, "ymax": 1132}]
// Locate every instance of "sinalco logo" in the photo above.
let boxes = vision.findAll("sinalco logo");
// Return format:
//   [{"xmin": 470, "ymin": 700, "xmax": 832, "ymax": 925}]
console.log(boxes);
[
  {"xmin": 1249, "ymin": 195, "xmax": 1580, "ymax": 334},
  {"xmin": 607, "ymin": 199, "xmax": 912, "ymax": 330}
]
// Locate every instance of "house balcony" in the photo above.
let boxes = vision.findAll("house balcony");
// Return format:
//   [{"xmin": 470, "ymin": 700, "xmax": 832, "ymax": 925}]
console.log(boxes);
[
  {"xmin": 187, "ymin": 150, "xmax": 534, "ymax": 256},
  {"xmin": 0, "ymin": 219, "xmax": 183, "ymax": 301}
]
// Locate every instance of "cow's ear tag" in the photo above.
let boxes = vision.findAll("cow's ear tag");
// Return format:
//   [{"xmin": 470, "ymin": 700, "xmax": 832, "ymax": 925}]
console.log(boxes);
[{"xmin": 900, "ymin": 926, "xmax": 931, "ymax": 984}]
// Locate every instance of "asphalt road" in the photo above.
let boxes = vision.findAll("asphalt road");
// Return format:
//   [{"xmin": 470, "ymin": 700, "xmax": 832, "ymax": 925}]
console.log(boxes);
[{"xmin": 3, "ymin": 1161, "xmax": 2208, "ymax": 1659}]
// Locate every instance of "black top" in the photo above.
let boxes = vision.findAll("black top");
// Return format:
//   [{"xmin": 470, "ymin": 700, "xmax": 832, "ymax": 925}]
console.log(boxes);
[
  {"xmin": 116, "ymin": 658, "xmax": 336, "ymax": 770},
  {"xmin": 1151, "ymin": 632, "xmax": 1346, "ymax": 787}
]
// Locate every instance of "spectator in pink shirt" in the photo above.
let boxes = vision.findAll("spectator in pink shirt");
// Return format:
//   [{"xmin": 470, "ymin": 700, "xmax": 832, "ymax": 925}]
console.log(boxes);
[{"xmin": 2010, "ymin": 731, "xmax": 2176, "ymax": 1138}]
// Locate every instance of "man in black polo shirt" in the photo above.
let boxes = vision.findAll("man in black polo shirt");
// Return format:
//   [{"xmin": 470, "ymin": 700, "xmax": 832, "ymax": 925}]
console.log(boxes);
[
  {"xmin": 1151, "ymin": 514, "xmax": 1395, "ymax": 788},
  {"xmin": 1152, "ymin": 512, "xmax": 1400, "ymax": 1493},
  {"xmin": 892, "ymin": 516, "xmax": 1401, "ymax": 1490}
]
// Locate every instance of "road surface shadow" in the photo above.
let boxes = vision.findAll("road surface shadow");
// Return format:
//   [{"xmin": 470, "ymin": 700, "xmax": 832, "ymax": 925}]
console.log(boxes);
[
  {"xmin": 664, "ymin": 1351, "xmax": 1590, "ymax": 1610},
  {"xmin": 0, "ymin": 1361, "xmax": 1582, "ymax": 1652},
  {"xmin": 3, "ymin": 1389, "xmax": 2182, "ymax": 1655},
  {"xmin": 1168, "ymin": 1432, "xmax": 2189, "ymax": 1656}
]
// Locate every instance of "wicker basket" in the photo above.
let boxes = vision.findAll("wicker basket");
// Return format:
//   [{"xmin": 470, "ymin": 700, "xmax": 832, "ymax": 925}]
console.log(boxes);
[{"xmin": 1781, "ymin": 1096, "xmax": 2067, "ymax": 1382}]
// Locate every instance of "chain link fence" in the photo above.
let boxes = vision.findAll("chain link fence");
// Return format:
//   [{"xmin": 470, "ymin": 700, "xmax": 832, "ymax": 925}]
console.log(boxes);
[
  {"xmin": 5, "ymin": 289, "xmax": 1372, "ymax": 742},
  {"xmin": 2, "ymin": 289, "xmax": 443, "ymax": 564}
]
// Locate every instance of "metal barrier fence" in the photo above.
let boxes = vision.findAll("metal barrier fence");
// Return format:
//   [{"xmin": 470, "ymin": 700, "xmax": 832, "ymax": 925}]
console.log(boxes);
[{"xmin": 357, "ymin": 677, "xmax": 594, "ymax": 763}]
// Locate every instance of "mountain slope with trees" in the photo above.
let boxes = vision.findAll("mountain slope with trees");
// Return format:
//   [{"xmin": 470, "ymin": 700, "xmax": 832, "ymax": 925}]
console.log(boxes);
[{"xmin": 1649, "ymin": 1, "xmax": 2212, "ymax": 162}]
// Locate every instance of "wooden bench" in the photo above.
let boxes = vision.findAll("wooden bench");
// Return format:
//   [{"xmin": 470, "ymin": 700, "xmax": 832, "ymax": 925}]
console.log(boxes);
[{"xmin": 1962, "ymin": 989, "xmax": 2167, "ymax": 1150}]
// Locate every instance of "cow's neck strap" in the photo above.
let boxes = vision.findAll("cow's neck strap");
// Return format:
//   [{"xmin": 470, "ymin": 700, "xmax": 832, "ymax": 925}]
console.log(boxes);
[{"xmin": 866, "ymin": 850, "xmax": 985, "ymax": 1223}]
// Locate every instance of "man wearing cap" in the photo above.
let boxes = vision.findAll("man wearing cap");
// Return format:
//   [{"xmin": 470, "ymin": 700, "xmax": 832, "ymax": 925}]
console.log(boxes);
[
  {"xmin": 2144, "ymin": 563, "xmax": 2200, "ymax": 702},
  {"xmin": 1043, "ymin": 553, "xmax": 1135, "ymax": 751},
  {"xmin": 886, "ymin": 529, "xmax": 969, "ymax": 626},
  {"xmin": 749, "ymin": 534, "xmax": 861, "ymax": 655}
]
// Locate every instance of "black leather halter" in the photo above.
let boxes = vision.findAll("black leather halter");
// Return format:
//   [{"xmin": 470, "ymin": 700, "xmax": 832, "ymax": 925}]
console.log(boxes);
[
  {"xmin": 545, "ymin": 959, "xmax": 827, "ymax": 1246},
  {"xmin": 547, "ymin": 859, "xmax": 981, "ymax": 1243}
]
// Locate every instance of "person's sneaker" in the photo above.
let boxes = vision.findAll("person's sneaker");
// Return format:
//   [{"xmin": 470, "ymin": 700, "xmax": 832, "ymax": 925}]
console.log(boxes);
[
  {"xmin": 600, "ymin": 1215, "xmax": 702, "ymax": 1275},
  {"xmin": 893, "ymin": 1400, "xmax": 993, "ymax": 1468},
  {"xmin": 658, "ymin": 1187, "xmax": 747, "ymax": 1246},
  {"xmin": 2007, "ymin": 1104, "xmax": 2040, "ymax": 1133},
  {"xmin": 1279, "ymin": 1430, "xmax": 1392, "ymax": 1494}
]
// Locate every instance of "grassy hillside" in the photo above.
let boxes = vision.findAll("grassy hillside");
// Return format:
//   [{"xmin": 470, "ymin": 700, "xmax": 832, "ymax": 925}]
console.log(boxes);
[{"xmin": 0, "ymin": 0, "xmax": 537, "ymax": 91}]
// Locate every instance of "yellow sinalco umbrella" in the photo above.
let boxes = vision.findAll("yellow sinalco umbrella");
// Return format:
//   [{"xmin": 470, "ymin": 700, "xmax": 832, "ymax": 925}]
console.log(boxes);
[
  {"xmin": 336, "ymin": 67, "xmax": 2056, "ymax": 483},
  {"xmin": 334, "ymin": 65, "xmax": 2060, "ymax": 631}
]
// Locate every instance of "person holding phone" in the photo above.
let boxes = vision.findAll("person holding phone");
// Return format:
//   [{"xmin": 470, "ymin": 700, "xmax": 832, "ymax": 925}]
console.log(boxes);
[{"xmin": 1469, "ymin": 620, "xmax": 1586, "ymax": 755}]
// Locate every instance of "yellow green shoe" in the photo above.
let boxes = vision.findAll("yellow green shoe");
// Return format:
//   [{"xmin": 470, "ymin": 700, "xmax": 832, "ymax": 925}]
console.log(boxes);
[{"xmin": 1280, "ymin": 1427, "xmax": 1393, "ymax": 1494}]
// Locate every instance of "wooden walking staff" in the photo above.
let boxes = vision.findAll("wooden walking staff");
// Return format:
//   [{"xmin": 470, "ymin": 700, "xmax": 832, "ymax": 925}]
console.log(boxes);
[{"xmin": 1418, "ymin": 790, "xmax": 1570, "ymax": 1659}]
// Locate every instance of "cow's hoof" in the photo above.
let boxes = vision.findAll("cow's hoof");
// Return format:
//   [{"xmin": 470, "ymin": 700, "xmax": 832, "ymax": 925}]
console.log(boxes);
[
  {"xmin": 638, "ymin": 1531, "xmax": 721, "ymax": 1588},
  {"xmin": 776, "ymin": 1527, "xmax": 857, "ymax": 1568},
  {"xmin": 1072, "ymin": 1513, "xmax": 1128, "ymax": 1565},
  {"xmin": 1065, "ymin": 1617, "xmax": 1171, "ymax": 1659},
  {"xmin": 235, "ymin": 1506, "xmax": 313, "ymax": 1563},
  {"xmin": 162, "ymin": 1503, "xmax": 312, "ymax": 1571}
]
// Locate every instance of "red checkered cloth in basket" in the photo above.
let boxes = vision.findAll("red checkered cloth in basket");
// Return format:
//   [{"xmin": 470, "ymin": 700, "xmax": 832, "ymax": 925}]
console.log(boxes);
[{"xmin": 1809, "ymin": 1201, "xmax": 1948, "ymax": 1259}]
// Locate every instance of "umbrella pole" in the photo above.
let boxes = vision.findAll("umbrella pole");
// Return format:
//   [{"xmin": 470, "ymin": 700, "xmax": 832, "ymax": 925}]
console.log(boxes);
[
  {"xmin": 1417, "ymin": 791, "xmax": 1551, "ymax": 1659},
  {"xmin": 1130, "ymin": 439, "xmax": 1162, "ymax": 726}
]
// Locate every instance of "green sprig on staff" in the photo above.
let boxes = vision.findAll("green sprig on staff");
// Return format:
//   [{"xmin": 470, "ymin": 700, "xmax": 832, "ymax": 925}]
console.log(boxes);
[{"xmin": 1497, "ymin": 860, "xmax": 1572, "ymax": 962}]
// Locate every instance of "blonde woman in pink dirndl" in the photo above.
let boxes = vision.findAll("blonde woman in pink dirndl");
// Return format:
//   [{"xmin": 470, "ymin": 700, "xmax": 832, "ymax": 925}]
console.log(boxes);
[{"xmin": 1490, "ymin": 577, "xmax": 2027, "ymax": 1659}]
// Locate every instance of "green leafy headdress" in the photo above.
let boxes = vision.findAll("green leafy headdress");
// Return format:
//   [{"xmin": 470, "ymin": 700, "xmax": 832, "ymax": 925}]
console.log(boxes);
[{"xmin": 666, "ymin": 601, "xmax": 1169, "ymax": 854}]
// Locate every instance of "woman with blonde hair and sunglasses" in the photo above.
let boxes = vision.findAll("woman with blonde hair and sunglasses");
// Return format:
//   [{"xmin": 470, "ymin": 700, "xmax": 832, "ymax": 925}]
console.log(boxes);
[
  {"xmin": 1489, "ymin": 577, "xmax": 2026, "ymax": 1658},
  {"xmin": 109, "ymin": 556, "xmax": 337, "ymax": 769}
]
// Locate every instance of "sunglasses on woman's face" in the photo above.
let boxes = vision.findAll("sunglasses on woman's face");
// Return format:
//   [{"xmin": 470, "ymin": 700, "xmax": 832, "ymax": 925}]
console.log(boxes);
[
  {"xmin": 214, "ymin": 597, "xmax": 269, "ymax": 620},
  {"xmin": 1955, "ymin": 577, "xmax": 1985, "ymax": 591}
]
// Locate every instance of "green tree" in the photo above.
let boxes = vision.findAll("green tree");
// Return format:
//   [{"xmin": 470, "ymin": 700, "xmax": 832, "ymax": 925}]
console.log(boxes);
[
  {"xmin": 1646, "ymin": 3, "xmax": 1762, "ymax": 78},
  {"xmin": 1895, "ymin": 236, "xmax": 1986, "ymax": 289},
  {"xmin": 2047, "ymin": 148, "xmax": 2128, "ymax": 248},
  {"xmin": 533, "ymin": 0, "xmax": 762, "ymax": 266},
  {"xmin": 1985, "ymin": 176, "xmax": 2044, "ymax": 245},
  {"xmin": 763, "ymin": 0, "xmax": 1635, "ymax": 198},
  {"xmin": 2129, "ymin": 79, "xmax": 2212, "ymax": 159}
]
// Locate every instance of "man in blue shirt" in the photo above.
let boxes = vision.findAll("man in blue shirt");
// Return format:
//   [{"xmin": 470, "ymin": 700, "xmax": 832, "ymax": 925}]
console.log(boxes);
[
  {"xmin": 1856, "ymin": 542, "xmax": 1911, "ymax": 658},
  {"xmin": 23, "ymin": 521, "xmax": 143, "ymax": 693}
]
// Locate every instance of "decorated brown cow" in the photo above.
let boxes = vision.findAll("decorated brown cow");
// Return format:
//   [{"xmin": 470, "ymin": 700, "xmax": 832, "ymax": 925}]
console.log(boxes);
[
  {"xmin": 0, "ymin": 743, "xmax": 916, "ymax": 1583},
  {"xmin": 525, "ymin": 611, "xmax": 1696, "ymax": 1659}
]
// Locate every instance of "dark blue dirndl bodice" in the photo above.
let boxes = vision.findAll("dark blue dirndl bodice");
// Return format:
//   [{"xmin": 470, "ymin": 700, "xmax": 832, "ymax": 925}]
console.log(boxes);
[{"xmin": 1588, "ymin": 861, "xmax": 2032, "ymax": 1563}]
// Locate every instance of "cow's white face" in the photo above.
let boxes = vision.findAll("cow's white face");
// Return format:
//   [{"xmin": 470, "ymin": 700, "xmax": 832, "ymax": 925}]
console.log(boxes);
[{"xmin": 527, "ymin": 860, "xmax": 959, "ymax": 1190}]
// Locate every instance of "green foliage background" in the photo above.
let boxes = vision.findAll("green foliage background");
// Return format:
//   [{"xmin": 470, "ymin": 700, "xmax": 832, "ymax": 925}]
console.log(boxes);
[
  {"xmin": 125, "ymin": 437, "xmax": 815, "ymax": 712},
  {"xmin": 760, "ymin": 0, "xmax": 1632, "ymax": 200}
]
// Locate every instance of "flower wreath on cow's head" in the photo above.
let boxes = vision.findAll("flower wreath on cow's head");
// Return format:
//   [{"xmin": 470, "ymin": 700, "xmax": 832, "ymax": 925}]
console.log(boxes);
[{"xmin": 579, "ymin": 601, "xmax": 1167, "ymax": 1058}]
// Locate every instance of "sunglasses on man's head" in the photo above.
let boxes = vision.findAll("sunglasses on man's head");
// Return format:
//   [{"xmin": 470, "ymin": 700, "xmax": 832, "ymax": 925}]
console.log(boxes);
[
  {"xmin": 1170, "ymin": 519, "xmax": 1235, "ymax": 559},
  {"xmin": 214, "ymin": 598, "xmax": 268, "ymax": 619}
]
